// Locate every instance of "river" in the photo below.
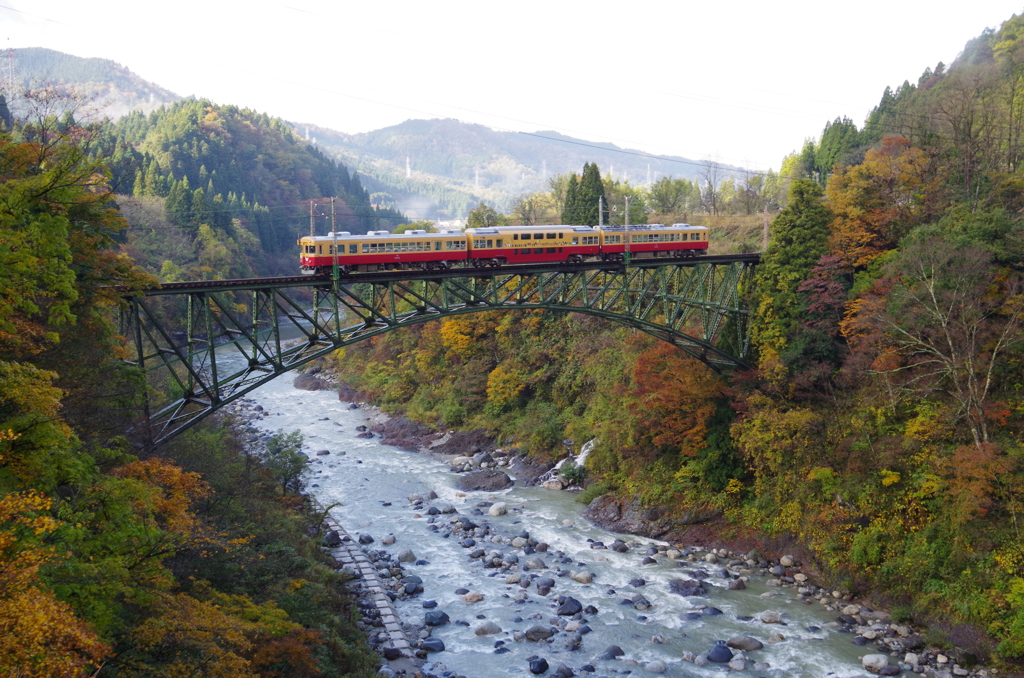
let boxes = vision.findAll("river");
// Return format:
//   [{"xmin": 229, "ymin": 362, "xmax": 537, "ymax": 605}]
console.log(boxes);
[{"xmin": 226, "ymin": 366, "xmax": 885, "ymax": 678}]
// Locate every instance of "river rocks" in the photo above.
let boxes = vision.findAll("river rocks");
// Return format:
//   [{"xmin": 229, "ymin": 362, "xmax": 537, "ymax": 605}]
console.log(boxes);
[
  {"xmin": 760, "ymin": 610, "xmax": 782, "ymax": 623},
  {"xmin": 315, "ymin": 449, "xmax": 330, "ymax": 455},
  {"xmin": 420, "ymin": 637, "xmax": 445, "ymax": 653},
  {"xmin": 293, "ymin": 373, "xmax": 329, "ymax": 390},
  {"xmin": 668, "ymin": 579, "xmax": 707, "ymax": 597},
  {"xmin": 488, "ymin": 502, "xmax": 507, "ymax": 516},
  {"xmin": 382, "ymin": 534, "xmax": 396, "ymax": 545},
  {"xmin": 644, "ymin": 659, "xmax": 666, "ymax": 673},
  {"xmin": 462, "ymin": 591, "xmax": 484, "ymax": 602},
  {"xmin": 456, "ymin": 469, "xmax": 514, "ymax": 492},
  {"xmin": 357, "ymin": 533, "xmax": 374, "ymax": 545},
  {"xmin": 525, "ymin": 625, "xmax": 555, "ymax": 641},
  {"xmin": 707, "ymin": 640, "xmax": 733, "ymax": 663},
  {"xmin": 862, "ymin": 654, "xmax": 890, "ymax": 673},
  {"xmin": 473, "ymin": 451, "xmax": 494, "ymax": 466},
  {"xmin": 602, "ymin": 645, "xmax": 625, "ymax": 658},
  {"xmin": 727, "ymin": 635, "xmax": 764, "ymax": 651},
  {"xmin": 396, "ymin": 548, "xmax": 415, "ymax": 562},
  {"xmin": 542, "ymin": 478, "xmax": 566, "ymax": 490},
  {"xmin": 570, "ymin": 570, "xmax": 593, "ymax": 583},
  {"xmin": 524, "ymin": 557, "xmax": 546, "ymax": 570},
  {"xmin": 728, "ymin": 579, "xmax": 746, "ymax": 590},
  {"xmin": 323, "ymin": 530, "xmax": 342, "ymax": 547},
  {"xmin": 475, "ymin": 620, "xmax": 502, "ymax": 635},
  {"xmin": 556, "ymin": 596, "xmax": 583, "ymax": 615},
  {"xmin": 529, "ymin": 657, "xmax": 549, "ymax": 674},
  {"xmin": 780, "ymin": 554, "xmax": 796, "ymax": 566},
  {"xmin": 424, "ymin": 610, "xmax": 450, "ymax": 626}
]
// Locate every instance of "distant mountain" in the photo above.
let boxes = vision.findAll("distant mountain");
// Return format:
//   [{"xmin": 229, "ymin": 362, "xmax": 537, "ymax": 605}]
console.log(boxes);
[
  {"xmin": 299, "ymin": 118, "xmax": 729, "ymax": 220},
  {"xmin": 4, "ymin": 47, "xmax": 179, "ymax": 119}
]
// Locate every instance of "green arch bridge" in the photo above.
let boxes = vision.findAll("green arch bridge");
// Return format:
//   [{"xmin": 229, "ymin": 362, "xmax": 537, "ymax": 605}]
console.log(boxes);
[{"xmin": 122, "ymin": 254, "xmax": 759, "ymax": 445}]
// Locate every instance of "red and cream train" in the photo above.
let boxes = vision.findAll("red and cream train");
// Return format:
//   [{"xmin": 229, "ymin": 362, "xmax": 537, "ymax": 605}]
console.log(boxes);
[{"xmin": 298, "ymin": 223, "xmax": 708, "ymax": 275}]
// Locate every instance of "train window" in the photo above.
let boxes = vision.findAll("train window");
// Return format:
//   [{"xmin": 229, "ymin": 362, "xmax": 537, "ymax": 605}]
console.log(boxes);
[
  {"xmin": 690, "ymin": 233, "xmax": 699, "ymax": 241},
  {"xmin": 434, "ymin": 241, "xmax": 442, "ymax": 251},
  {"xmin": 558, "ymin": 233, "xmax": 563, "ymax": 238},
  {"xmin": 362, "ymin": 244, "xmax": 368, "ymax": 253},
  {"xmin": 485, "ymin": 239, "xmax": 492, "ymax": 248},
  {"xmin": 513, "ymin": 233, "xmax": 519, "ymax": 240},
  {"xmin": 497, "ymin": 239, "xmax": 503, "ymax": 247},
  {"xmin": 547, "ymin": 247, "xmax": 556, "ymax": 253},
  {"xmin": 546, "ymin": 233, "xmax": 556, "ymax": 239},
  {"xmin": 350, "ymin": 244, "xmax": 357, "ymax": 254},
  {"xmin": 382, "ymin": 243, "xmax": 391, "ymax": 252}
]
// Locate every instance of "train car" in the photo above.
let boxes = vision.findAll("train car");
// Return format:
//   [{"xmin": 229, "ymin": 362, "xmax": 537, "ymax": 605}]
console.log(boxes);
[
  {"xmin": 299, "ymin": 222, "xmax": 710, "ymax": 275},
  {"xmin": 597, "ymin": 223, "xmax": 708, "ymax": 261},
  {"xmin": 298, "ymin": 229, "xmax": 467, "ymax": 274},
  {"xmin": 466, "ymin": 225, "xmax": 599, "ymax": 266}
]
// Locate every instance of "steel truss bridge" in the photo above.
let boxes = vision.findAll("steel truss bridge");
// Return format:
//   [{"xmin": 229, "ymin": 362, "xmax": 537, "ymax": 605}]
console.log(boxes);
[{"xmin": 121, "ymin": 254, "xmax": 759, "ymax": 445}]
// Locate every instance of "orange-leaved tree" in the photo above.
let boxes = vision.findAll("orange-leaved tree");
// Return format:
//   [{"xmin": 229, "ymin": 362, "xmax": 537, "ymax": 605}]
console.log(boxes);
[
  {"xmin": 631, "ymin": 341, "xmax": 728, "ymax": 457},
  {"xmin": 826, "ymin": 136, "xmax": 941, "ymax": 270},
  {"xmin": 0, "ymin": 490, "xmax": 109, "ymax": 677}
]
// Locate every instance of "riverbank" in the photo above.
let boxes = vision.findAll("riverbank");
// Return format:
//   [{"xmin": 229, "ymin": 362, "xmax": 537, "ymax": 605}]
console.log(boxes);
[{"xmin": 234, "ymin": 367, "xmax": 1006, "ymax": 678}]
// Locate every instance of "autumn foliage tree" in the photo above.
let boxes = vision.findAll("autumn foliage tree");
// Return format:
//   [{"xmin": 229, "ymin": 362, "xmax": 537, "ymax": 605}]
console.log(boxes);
[
  {"xmin": 631, "ymin": 342, "xmax": 728, "ymax": 457},
  {"xmin": 841, "ymin": 237, "xmax": 1024, "ymax": 448},
  {"xmin": 0, "ymin": 491, "xmax": 109, "ymax": 677},
  {"xmin": 826, "ymin": 136, "xmax": 940, "ymax": 270}
]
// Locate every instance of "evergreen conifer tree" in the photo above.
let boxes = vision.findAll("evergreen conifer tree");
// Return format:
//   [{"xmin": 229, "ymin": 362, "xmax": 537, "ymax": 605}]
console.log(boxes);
[
  {"xmin": 576, "ymin": 162, "xmax": 606, "ymax": 226},
  {"xmin": 0, "ymin": 94, "xmax": 13, "ymax": 132},
  {"xmin": 562, "ymin": 173, "xmax": 579, "ymax": 224}
]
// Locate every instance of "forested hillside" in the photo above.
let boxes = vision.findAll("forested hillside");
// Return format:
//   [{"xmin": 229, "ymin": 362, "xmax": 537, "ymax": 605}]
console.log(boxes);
[
  {"xmin": 0, "ymin": 99, "xmax": 384, "ymax": 675},
  {"xmin": 7, "ymin": 47, "xmax": 179, "ymax": 119},
  {"xmin": 332, "ymin": 14, "xmax": 1024, "ymax": 665},
  {"xmin": 96, "ymin": 99, "xmax": 405, "ymax": 279}
]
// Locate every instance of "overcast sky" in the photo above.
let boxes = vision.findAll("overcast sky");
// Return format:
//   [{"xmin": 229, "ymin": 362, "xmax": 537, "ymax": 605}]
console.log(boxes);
[{"xmin": 5, "ymin": 1, "xmax": 1024, "ymax": 172}]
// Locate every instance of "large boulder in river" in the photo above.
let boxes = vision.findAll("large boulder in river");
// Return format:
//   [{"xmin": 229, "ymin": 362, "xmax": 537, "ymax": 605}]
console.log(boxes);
[
  {"xmin": 378, "ymin": 416, "xmax": 438, "ymax": 451},
  {"xmin": 457, "ymin": 469, "xmax": 513, "ymax": 492},
  {"xmin": 582, "ymin": 494, "xmax": 721, "ymax": 540},
  {"xmin": 432, "ymin": 428, "xmax": 496, "ymax": 456},
  {"xmin": 293, "ymin": 374, "xmax": 329, "ymax": 391}
]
